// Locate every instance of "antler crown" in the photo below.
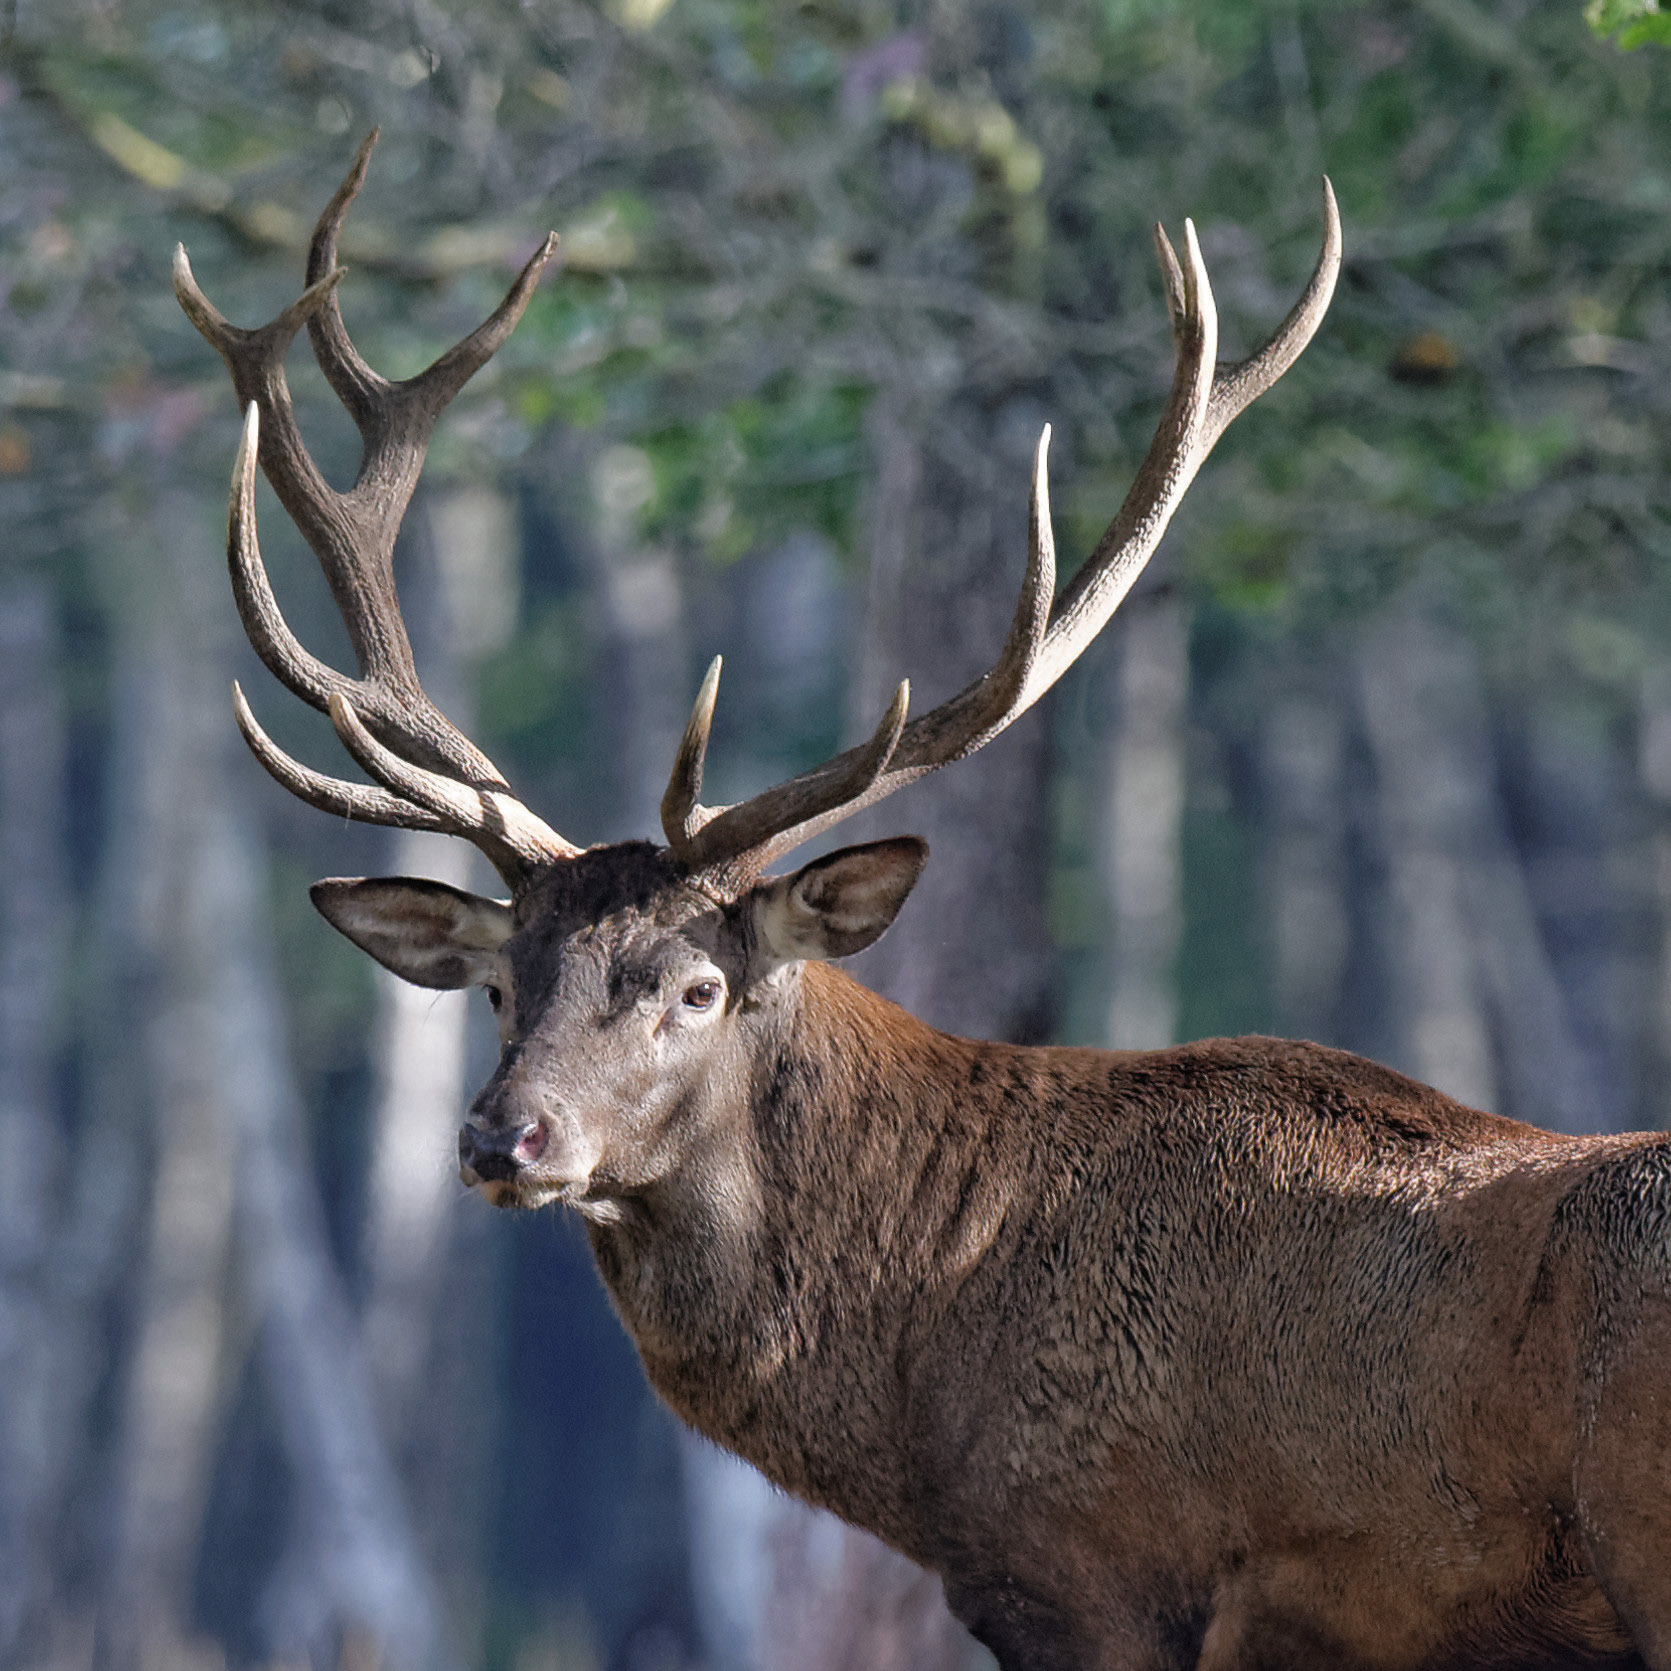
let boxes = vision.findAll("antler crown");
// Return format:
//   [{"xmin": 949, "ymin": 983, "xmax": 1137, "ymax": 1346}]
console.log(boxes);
[{"xmin": 180, "ymin": 134, "xmax": 1339, "ymax": 898}]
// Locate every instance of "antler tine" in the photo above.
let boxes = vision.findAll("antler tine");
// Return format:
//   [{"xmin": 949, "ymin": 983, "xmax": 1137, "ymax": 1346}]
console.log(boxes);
[
  {"xmin": 224, "ymin": 403, "xmax": 355, "ymax": 713},
  {"xmin": 327, "ymin": 694, "xmax": 579, "ymax": 876},
  {"xmin": 232, "ymin": 681, "xmax": 451, "ymax": 835},
  {"xmin": 988, "ymin": 423, "xmax": 1059, "ymax": 715},
  {"xmin": 184, "ymin": 138, "xmax": 578, "ymax": 884},
  {"xmin": 672, "ymin": 679, "xmax": 911, "ymax": 877},
  {"xmin": 178, "ymin": 135, "xmax": 556, "ymax": 778},
  {"xmin": 662, "ymin": 656, "xmax": 723, "ymax": 849},
  {"xmin": 1019, "ymin": 213, "xmax": 1217, "ymax": 695},
  {"xmin": 301, "ymin": 127, "xmax": 386, "ymax": 417},
  {"xmin": 1199, "ymin": 177, "xmax": 1341, "ymax": 454},
  {"xmin": 305, "ymin": 129, "xmax": 561, "ymax": 445},
  {"xmin": 1154, "ymin": 223, "xmax": 1189, "ymax": 341},
  {"xmin": 672, "ymin": 191, "xmax": 1339, "ymax": 887}
]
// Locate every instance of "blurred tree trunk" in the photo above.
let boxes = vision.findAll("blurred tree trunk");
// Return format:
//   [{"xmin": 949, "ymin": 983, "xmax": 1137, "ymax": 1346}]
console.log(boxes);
[
  {"xmin": 1260, "ymin": 680, "xmax": 1350, "ymax": 1046},
  {"xmin": 219, "ymin": 760, "xmax": 457, "ymax": 1671},
  {"xmin": 586, "ymin": 444, "xmax": 691, "ymax": 844},
  {"xmin": 12, "ymin": 565, "xmax": 167, "ymax": 1667},
  {"xmin": 361, "ymin": 825, "xmax": 474, "ymax": 1422},
  {"xmin": 1639, "ymin": 661, "xmax": 1671, "ymax": 1125},
  {"xmin": 0, "ymin": 576, "xmax": 72, "ymax": 1663},
  {"xmin": 104, "ymin": 500, "xmax": 238, "ymax": 1671},
  {"xmin": 358, "ymin": 487, "xmax": 517, "ymax": 1647},
  {"xmin": 1355, "ymin": 605, "xmax": 1596, "ymax": 1129},
  {"xmin": 1354, "ymin": 608, "xmax": 1501, "ymax": 1112},
  {"xmin": 356, "ymin": 493, "xmax": 496, "ymax": 1407},
  {"xmin": 84, "ymin": 486, "xmax": 454, "ymax": 1670},
  {"xmin": 1098, "ymin": 592, "xmax": 1190, "ymax": 1051},
  {"xmin": 850, "ymin": 390, "xmax": 1057, "ymax": 1049},
  {"xmin": 1508, "ymin": 703, "xmax": 1639, "ymax": 1134}
]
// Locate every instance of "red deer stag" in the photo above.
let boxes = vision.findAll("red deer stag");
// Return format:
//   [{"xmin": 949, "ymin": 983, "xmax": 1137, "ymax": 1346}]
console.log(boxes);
[{"xmin": 177, "ymin": 135, "xmax": 1671, "ymax": 1671}]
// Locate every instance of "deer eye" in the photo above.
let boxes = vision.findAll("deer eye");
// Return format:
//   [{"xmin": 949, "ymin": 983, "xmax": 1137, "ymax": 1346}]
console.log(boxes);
[
  {"xmin": 485, "ymin": 985, "xmax": 503, "ymax": 1012},
  {"xmin": 682, "ymin": 979, "xmax": 721, "ymax": 1011}
]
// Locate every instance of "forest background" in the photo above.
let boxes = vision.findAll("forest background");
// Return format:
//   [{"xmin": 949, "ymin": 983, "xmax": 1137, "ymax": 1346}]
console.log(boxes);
[{"xmin": 3, "ymin": 0, "xmax": 1670, "ymax": 1667}]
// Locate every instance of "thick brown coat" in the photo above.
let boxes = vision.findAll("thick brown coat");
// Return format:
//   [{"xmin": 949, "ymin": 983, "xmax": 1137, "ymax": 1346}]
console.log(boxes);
[{"xmin": 575, "ymin": 955, "xmax": 1671, "ymax": 1671}]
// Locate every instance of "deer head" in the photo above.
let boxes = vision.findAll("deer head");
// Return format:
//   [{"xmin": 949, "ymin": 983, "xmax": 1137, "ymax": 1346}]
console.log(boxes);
[{"xmin": 176, "ymin": 132, "xmax": 1339, "ymax": 1218}]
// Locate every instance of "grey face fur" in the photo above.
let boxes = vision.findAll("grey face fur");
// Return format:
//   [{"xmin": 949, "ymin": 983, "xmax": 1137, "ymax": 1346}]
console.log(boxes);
[{"xmin": 311, "ymin": 837, "xmax": 928, "ymax": 1218}]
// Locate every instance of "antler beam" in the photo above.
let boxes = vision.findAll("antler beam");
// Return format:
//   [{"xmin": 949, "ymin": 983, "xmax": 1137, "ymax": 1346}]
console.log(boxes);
[{"xmin": 664, "ymin": 182, "xmax": 1342, "ymax": 884}]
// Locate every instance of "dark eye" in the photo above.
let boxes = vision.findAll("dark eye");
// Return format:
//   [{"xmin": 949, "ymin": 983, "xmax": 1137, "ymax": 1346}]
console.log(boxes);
[
  {"xmin": 682, "ymin": 979, "xmax": 721, "ymax": 1011},
  {"xmin": 485, "ymin": 985, "xmax": 503, "ymax": 1012}
]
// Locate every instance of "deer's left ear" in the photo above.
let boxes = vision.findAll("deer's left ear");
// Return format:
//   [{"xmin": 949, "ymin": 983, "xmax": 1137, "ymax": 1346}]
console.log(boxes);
[
  {"xmin": 311, "ymin": 877, "xmax": 514, "ymax": 989},
  {"xmin": 753, "ymin": 836, "xmax": 928, "ymax": 964}
]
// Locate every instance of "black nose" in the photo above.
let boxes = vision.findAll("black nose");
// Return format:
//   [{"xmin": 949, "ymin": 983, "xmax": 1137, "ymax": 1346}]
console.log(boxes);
[{"xmin": 459, "ymin": 1120, "xmax": 543, "ymax": 1183}]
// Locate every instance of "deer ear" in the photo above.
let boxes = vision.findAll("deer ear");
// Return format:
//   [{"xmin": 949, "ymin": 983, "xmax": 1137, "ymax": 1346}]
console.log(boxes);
[
  {"xmin": 310, "ymin": 877, "xmax": 514, "ymax": 990},
  {"xmin": 754, "ymin": 837, "xmax": 928, "ymax": 964}
]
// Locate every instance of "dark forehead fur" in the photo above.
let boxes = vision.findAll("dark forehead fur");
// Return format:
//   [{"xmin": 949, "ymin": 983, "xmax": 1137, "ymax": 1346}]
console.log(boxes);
[
  {"xmin": 509, "ymin": 842, "xmax": 742, "ymax": 976},
  {"xmin": 511, "ymin": 842, "xmax": 699, "ymax": 930}
]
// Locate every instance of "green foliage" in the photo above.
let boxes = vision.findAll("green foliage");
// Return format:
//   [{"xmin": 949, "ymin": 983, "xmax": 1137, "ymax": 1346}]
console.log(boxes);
[
  {"xmin": 1587, "ymin": 0, "xmax": 1671, "ymax": 48},
  {"xmin": 637, "ymin": 379, "xmax": 868, "ymax": 563}
]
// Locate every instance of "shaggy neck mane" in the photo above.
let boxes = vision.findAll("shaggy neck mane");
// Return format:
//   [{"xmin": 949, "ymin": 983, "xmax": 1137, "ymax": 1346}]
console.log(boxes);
[{"xmin": 589, "ymin": 960, "xmax": 1038, "ymax": 1541}]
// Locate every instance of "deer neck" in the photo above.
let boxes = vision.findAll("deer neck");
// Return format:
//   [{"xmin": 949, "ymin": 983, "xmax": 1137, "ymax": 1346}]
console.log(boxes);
[{"xmin": 586, "ymin": 959, "xmax": 1028, "ymax": 1536}]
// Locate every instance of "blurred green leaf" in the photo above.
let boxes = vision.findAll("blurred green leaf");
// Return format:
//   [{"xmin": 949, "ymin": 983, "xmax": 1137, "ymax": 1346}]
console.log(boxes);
[{"xmin": 1587, "ymin": 0, "xmax": 1671, "ymax": 46}]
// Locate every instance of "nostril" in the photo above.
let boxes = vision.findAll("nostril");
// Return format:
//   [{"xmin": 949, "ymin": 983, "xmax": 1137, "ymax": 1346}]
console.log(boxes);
[
  {"xmin": 458, "ymin": 1118, "xmax": 546, "ymax": 1184},
  {"xmin": 473, "ymin": 1153, "xmax": 519, "ymax": 1183}
]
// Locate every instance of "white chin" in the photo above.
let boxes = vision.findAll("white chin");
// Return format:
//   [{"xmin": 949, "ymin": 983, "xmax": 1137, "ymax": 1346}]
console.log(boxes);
[{"xmin": 472, "ymin": 1177, "xmax": 562, "ymax": 1211}]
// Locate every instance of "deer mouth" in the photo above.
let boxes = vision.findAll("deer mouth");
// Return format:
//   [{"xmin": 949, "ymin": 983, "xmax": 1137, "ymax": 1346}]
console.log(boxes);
[
  {"xmin": 457, "ymin": 1115, "xmax": 586, "ymax": 1212},
  {"xmin": 463, "ymin": 1169, "xmax": 567, "ymax": 1212}
]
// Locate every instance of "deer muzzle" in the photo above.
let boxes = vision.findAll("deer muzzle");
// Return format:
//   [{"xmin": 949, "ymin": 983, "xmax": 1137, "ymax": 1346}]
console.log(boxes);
[{"xmin": 458, "ymin": 1116, "xmax": 548, "ymax": 1186}]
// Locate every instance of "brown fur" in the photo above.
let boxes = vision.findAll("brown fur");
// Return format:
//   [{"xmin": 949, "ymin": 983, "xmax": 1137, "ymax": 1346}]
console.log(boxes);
[
  {"xmin": 590, "ymin": 967, "xmax": 1670, "ymax": 1670},
  {"xmin": 332, "ymin": 845, "xmax": 1671, "ymax": 1671}
]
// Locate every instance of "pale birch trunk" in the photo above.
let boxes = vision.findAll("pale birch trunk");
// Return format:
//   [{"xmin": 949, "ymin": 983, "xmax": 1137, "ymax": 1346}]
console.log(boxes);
[
  {"xmin": 105, "ymin": 500, "xmax": 238, "ymax": 1670},
  {"xmin": 362, "ymin": 850, "xmax": 473, "ymax": 1421},
  {"xmin": 1100, "ymin": 593, "xmax": 1190, "ymax": 1052},
  {"xmin": 360, "ymin": 488, "xmax": 513, "ymax": 1435},
  {"xmin": 1355, "ymin": 606, "xmax": 1595, "ymax": 1129},
  {"xmin": 357, "ymin": 488, "xmax": 515, "ymax": 1649}
]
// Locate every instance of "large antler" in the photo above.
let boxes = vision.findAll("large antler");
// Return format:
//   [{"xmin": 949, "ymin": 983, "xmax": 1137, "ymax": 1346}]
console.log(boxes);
[
  {"xmin": 175, "ymin": 130, "xmax": 576, "ymax": 886},
  {"xmin": 664, "ymin": 183, "xmax": 1342, "ymax": 888}
]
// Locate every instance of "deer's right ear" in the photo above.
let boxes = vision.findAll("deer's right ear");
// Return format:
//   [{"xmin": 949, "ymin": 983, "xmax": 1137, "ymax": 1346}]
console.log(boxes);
[
  {"xmin": 752, "ymin": 836, "xmax": 929, "ymax": 966},
  {"xmin": 310, "ymin": 877, "xmax": 514, "ymax": 990}
]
